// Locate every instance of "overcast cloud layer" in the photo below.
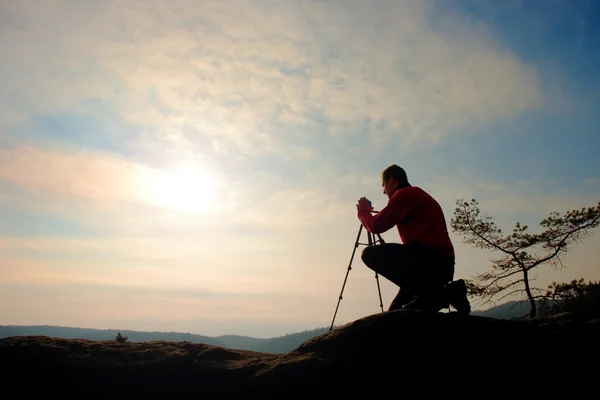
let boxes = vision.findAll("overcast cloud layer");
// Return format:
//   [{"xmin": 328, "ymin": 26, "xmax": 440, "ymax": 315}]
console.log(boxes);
[{"xmin": 1, "ymin": 0, "xmax": 599, "ymax": 337}]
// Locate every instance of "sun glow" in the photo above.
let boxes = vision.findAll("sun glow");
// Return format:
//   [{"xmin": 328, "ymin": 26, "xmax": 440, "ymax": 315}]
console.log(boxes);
[{"xmin": 142, "ymin": 164, "xmax": 218, "ymax": 215}]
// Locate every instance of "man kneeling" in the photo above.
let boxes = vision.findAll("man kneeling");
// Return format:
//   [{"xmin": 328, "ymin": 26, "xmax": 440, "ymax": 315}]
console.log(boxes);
[{"xmin": 356, "ymin": 164, "xmax": 469, "ymax": 313}]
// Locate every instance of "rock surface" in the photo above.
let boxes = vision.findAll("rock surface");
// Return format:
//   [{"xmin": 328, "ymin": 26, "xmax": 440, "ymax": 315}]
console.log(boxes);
[{"xmin": 1, "ymin": 310, "xmax": 596, "ymax": 397}]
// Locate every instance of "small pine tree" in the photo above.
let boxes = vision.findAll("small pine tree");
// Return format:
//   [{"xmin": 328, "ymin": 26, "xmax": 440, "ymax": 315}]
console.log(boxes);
[
  {"xmin": 115, "ymin": 332, "xmax": 128, "ymax": 343},
  {"xmin": 451, "ymin": 198, "xmax": 600, "ymax": 318}
]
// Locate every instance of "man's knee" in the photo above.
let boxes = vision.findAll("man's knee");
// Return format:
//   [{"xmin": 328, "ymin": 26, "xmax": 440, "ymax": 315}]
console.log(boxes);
[
  {"xmin": 360, "ymin": 245, "xmax": 376, "ymax": 266},
  {"xmin": 361, "ymin": 243, "xmax": 404, "ymax": 266}
]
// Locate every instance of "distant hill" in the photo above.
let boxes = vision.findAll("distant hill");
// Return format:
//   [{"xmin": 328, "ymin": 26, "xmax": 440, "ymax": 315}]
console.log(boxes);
[
  {"xmin": 213, "ymin": 328, "xmax": 330, "ymax": 354},
  {"xmin": 0, "ymin": 324, "xmax": 330, "ymax": 354},
  {"xmin": 251, "ymin": 328, "xmax": 330, "ymax": 353},
  {"xmin": 471, "ymin": 300, "xmax": 533, "ymax": 319},
  {"xmin": 0, "ymin": 301, "xmax": 533, "ymax": 353},
  {"xmin": 0, "ymin": 325, "xmax": 228, "ymax": 348}
]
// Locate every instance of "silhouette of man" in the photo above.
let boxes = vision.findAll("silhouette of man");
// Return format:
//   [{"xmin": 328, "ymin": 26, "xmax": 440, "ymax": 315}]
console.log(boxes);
[{"xmin": 356, "ymin": 164, "xmax": 469, "ymax": 313}]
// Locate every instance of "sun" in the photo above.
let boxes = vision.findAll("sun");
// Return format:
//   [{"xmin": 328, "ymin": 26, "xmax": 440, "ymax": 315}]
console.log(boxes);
[{"xmin": 142, "ymin": 164, "xmax": 218, "ymax": 215}]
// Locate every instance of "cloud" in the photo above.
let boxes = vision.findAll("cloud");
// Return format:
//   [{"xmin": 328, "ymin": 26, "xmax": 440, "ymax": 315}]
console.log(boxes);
[
  {"xmin": 0, "ymin": 234, "xmax": 323, "ymax": 298},
  {"xmin": 1, "ymin": 0, "xmax": 545, "ymax": 159},
  {"xmin": 3, "ymin": 1, "xmax": 589, "ymax": 335},
  {"xmin": 0, "ymin": 145, "xmax": 353, "ymax": 235},
  {"xmin": 4, "ymin": 142, "xmax": 597, "ymax": 242},
  {"xmin": 585, "ymin": 178, "xmax": 600, "ymax": 186},
  {"xmin": 0, "ymin": 145, "xmax": 232, "ymax": 217},
  {"xmin": 420, "ymin": 170, "xmax": 598, "ymax": 220},
  {"xmin": 0, "ymin": 280, "xmax": 323, "ymax": 333},
  {"xmin": 0, "ymin": 146, "xmax": 147, "ymax": 204}
]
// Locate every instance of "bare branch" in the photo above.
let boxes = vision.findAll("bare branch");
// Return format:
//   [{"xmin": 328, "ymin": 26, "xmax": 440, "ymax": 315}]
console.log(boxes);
[
  {"xmin": 474, "ymin": 268, "xmax": 522, "ymax": 288},
  {"xmin": 527, "ymin": 215, "xmax": 600, "ymax": 271},
  {"xmin": 497, "ymin": 290, "xmax": 527, "ymax": 302}
]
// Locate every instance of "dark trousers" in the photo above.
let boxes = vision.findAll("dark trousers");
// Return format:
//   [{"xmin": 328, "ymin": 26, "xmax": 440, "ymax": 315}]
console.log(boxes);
[{"xmin": 361, "ymin": 243, "xmax": 454, "ymax": 310}]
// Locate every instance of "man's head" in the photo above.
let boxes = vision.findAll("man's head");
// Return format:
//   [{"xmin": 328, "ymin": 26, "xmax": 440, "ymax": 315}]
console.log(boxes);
[{"xmin": 381, "ymin": 164, "xmax": 410, "ymax": 198}]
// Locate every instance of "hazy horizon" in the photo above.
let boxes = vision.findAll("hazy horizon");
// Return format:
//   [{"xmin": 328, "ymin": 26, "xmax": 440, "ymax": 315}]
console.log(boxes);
[
  {"xmin": 0, "ymin": 297, "xmax": 526, "ymax": 339},
  {"xmin": 1, "ymin": 0, "xmax": 599, "ymax": 338}
]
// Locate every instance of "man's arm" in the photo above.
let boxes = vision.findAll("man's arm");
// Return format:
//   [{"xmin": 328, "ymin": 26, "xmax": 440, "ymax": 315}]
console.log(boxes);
[{"xmin": 357, "ymin": 191, "xmax": 411, "ymax": 234}]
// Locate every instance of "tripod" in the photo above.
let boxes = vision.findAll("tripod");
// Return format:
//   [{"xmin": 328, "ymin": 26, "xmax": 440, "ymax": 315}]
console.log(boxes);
[{"xmin": 329, "ymin": 216, "xmax": 386, "ymax": 331}]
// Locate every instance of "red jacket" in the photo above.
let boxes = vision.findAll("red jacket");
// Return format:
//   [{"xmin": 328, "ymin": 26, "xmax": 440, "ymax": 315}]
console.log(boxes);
[{"xmin": 357, "ymin": 186, "xmax": 455, "ymax": 261}]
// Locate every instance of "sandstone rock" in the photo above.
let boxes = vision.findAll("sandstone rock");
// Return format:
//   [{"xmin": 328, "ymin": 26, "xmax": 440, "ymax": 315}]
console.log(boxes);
[{"xmin": 1, "ymin": 310, "xmax": 595, "ymax": 398}]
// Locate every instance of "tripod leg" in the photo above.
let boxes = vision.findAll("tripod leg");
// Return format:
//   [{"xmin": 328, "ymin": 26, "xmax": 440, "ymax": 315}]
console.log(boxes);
[
  {"xmin": 330, "ymin": 224, "xmax": 363, "ymax": 331},
  {"xmin": 375, "ymin": 272, "xmax": 384, "ymax": 312}
]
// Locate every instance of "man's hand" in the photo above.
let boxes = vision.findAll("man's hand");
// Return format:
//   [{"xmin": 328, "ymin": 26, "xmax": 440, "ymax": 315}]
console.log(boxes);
[{"xmin": 356, "ymin": 197, "xmax": 373, "ymax": 213}]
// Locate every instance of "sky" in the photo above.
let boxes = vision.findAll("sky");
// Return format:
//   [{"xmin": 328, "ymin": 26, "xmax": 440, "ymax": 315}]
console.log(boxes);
[{"xmin": 1, "ymin": 0, "xmax": 599, "ymax": 339}]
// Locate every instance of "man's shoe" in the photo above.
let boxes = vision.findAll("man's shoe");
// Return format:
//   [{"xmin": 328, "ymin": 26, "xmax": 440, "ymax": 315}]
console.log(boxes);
[{"xmin": 446, "ymin": 279, "xmax": 471, "ymax": 315}]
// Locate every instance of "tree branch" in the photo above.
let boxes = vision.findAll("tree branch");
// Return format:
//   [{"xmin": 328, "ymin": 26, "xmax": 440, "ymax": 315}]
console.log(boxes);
[
  {"xmin": 527, "ymin": 215, "xmax": 600, "ymax": 271},
  {"xmin": 474, "ymin": 269, "xmax": 523, "ymax": 294},
  {"xmin": 463, "ymin": 209, "xmax": 513, "ymax": 257}
]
